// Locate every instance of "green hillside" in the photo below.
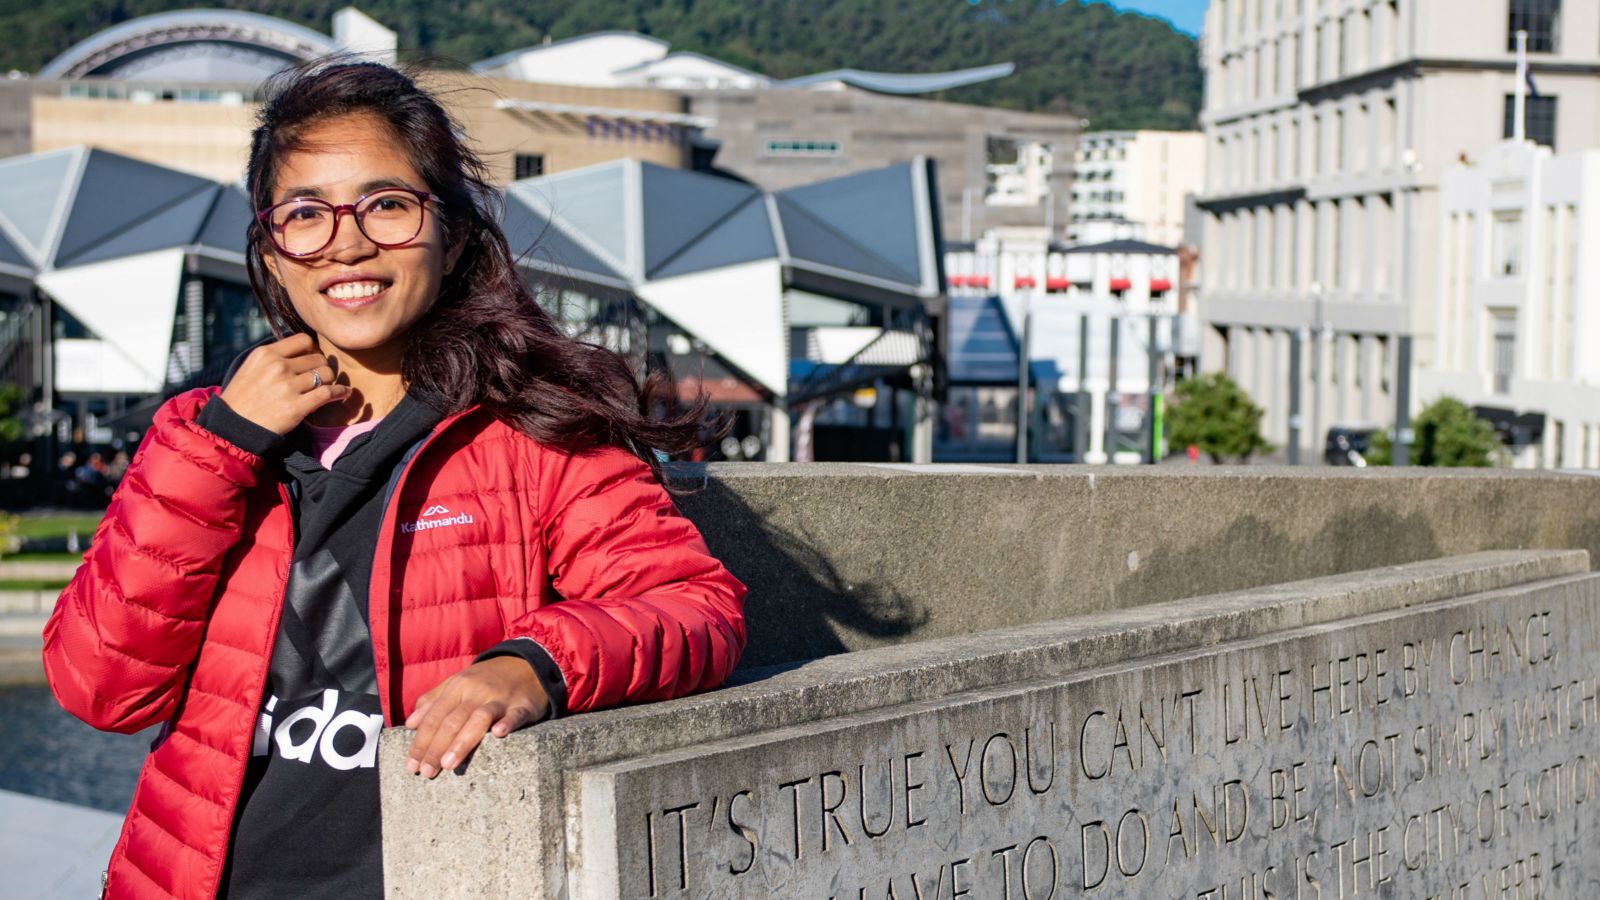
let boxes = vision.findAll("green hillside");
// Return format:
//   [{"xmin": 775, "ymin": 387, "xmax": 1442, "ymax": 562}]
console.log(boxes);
[{"xmin": 0, "ymin": 0, "xmax": 1202, "ymax": 130}]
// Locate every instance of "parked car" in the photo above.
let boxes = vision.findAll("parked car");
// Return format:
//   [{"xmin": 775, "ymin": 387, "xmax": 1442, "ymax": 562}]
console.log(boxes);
[{"xmin": 1325, "ymin": 427, "xmax": 1375, "ymax": 466}]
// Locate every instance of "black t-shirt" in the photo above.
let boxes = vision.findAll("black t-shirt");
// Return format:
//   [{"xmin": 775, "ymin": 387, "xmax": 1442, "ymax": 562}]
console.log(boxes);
[
  {"xmin": 209, "ymin": 395, "xmax": 441, "ymax": 900},
  {"xmin": 198, "ymin": 389, "xmax": 570, "ymax": 899}
]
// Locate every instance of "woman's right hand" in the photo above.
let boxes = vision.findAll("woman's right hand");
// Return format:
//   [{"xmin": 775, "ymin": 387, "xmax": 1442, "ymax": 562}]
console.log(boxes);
[{"xmin": 218, "ymin": 334, "xmax": 348, "ymax": 435}]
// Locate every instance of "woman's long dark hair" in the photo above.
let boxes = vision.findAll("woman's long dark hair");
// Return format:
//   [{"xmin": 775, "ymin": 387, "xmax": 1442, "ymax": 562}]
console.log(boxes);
[{"xmin": 244, "ymin": 60, "xmax": 715, "ymax": 483}]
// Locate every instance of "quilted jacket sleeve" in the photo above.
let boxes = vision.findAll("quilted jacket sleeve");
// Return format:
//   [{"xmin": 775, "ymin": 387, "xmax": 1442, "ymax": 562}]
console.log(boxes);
[
  {"xmin": 504, "ymin": 447, "xmax": 746, "ymax": 714},
  {"xmin": 42, "ymin": 388, "xmax": 270, "ymax": 734}
]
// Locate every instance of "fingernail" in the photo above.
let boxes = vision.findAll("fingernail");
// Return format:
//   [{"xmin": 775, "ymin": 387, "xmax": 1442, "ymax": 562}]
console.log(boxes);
[
  {"xmin": 405, "ymin": 757, "xmax": 419, "ymax": 775},
  {"xmin": 421, "ymin": 763, "xmax": 437, "ymax": 778},
  {"xmin": 441, "ymin": 752, "xmax": 457, "ymax": 769}
]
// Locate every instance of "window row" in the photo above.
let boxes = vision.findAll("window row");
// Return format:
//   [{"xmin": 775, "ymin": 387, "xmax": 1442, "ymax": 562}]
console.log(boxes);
[
  {"xmin": 1209, "ymin": 96, "xmax": 1401, "ymax": 192},
  {"xmin": 1210, "ymin": 1, "xmax": 1402, "ymax": 107},
  {"xmin": 1208, "ymin": 195, "xmax": 1397, "ymax": 296},
  {"xmin": 1440, "ymin": 204, "xmax": 1578, "ymax": 385}
]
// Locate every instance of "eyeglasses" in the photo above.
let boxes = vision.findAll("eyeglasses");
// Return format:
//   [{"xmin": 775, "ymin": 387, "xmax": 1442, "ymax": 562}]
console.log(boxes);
[{"xmin": 256, "ymin": 187, "xmax": 443, "ymax": 258}]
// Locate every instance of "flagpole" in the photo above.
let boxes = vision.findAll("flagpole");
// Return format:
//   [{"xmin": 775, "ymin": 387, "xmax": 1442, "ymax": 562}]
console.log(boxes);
[{"xmin": 1514, "ymin": 29, "xmax": 1528, "ymax": 143}]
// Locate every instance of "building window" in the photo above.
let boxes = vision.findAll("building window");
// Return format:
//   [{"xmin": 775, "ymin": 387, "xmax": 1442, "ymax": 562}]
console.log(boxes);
[
  {"xmin": 1503, "ymin": 94, "xmax": 1558, "ymax": 147},
  {"xmin": 1492, "ymin": 311, "xmax": 1517, "ymax": 394},
  {"xmin": 984, "ymin": 138, "xmax": 1054, "ymax": 207},
  {"xmin": 764, "ymin": 140, "xmax": 842, "ymax": 157},
  {"xmin": 514, "ymin": 154, "xmax": 544, "ymax": 179},
  {"xmin": 1492, "ymin": 211, "xmax": 1523, "ymax": 277},
  {"xmin": 1508, "ymin": 0, "xmax": 1560, "ymax": 53}
]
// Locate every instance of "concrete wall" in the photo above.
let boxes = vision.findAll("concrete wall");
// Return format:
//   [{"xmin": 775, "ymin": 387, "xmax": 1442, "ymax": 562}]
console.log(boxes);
[
  {"xmin": 668, "ymin": 464, "xmax": 1600, "ymax": 668},
  {"xmin": 379, "ymin": 499, "xmax": 1597, "ymax": 896}
]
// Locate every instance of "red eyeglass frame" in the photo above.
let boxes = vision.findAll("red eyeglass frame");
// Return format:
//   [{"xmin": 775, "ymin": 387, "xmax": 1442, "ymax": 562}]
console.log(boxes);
[{"xmin": 255, "ymin": 187, "xmax": 445, "ymax": 258}]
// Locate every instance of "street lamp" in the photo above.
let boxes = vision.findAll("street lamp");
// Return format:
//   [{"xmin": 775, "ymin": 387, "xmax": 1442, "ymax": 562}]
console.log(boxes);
[{"xmin": 1308, "ymin": 280, "xmax": 1327, "ymax": 466}]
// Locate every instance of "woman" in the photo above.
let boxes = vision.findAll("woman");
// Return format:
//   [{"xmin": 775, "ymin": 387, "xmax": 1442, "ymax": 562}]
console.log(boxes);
[{"xmin": 42, "ymin": 61, "xmax": 746, "ymax": 899}]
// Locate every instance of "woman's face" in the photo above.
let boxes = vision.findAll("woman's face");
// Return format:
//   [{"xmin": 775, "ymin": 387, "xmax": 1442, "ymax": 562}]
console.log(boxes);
[{"xmin": 261, "ymin": 112, "xmax": 458, "ymax": 365}]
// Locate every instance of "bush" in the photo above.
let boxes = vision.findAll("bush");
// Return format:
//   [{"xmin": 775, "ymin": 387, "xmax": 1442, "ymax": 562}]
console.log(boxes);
[
  {"xmin": 1367, "ymin": 396, "xmax": 1500, "ymax": 467},
  {"xmin": 1166, "ymin": 372, "xmax": 1273, "ymax": 464},
  {"xmin": 0, "ymin": 511, "xmax": 19, "ymax": 559}
]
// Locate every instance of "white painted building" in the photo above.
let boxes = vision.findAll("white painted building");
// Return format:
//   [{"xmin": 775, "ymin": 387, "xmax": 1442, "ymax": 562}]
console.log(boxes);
[
  {"xmin": 1070, "ymin": 130, "xmax": 1204, "ymax": 247},
  {"xmin": 474, "ymin": 33, "xmax": 769, "ymax": 90},
  {"xmin": 1198, "ymin": 0, "xmax": 1600, "ymax": 462},
  {"xmin": 1423, "ymin": 138, "xmax": 1600, "ymax": 468},
  {"xmin": 944, "ymin": 229, "xmax": 1190, "ymax": 462}
]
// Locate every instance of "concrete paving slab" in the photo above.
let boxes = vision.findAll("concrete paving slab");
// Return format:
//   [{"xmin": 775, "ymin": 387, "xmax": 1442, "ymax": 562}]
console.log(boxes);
[{"xmin": 0, "ymin": 789, "xmax": 119, "ymax": 899}]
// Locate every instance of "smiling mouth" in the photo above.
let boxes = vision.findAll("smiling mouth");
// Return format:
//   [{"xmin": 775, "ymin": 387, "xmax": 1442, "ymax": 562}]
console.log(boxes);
[{"xmin": 324, "ymin": 280, "xmax": 390, "ymax": 303}]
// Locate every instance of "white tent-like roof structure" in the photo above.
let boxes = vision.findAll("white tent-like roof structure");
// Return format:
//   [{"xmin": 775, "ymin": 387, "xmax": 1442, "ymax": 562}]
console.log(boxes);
[
  {"xmin": 473, "ymin": 31, "xmax": 1011, "ymax": 96},
  {"xmin": 0, "ymin": 147, "xmax": 249, "ymax": 393},
  {"xmin": 502, "ymin": 159, "xmax": 944, "ymax": 398},
  {"xmin": 0, "ymin": 146, "xmax": 945, "ymax": 413}
]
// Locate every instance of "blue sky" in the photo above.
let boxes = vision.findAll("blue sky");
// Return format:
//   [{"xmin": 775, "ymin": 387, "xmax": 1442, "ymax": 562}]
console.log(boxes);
[{"xmin": 1088, "ymin": 0, "xmax": 1206, "ymax": 36}]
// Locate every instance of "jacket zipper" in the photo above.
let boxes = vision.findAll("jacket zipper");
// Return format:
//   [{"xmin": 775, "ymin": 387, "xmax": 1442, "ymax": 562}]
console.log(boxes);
[
  {"xmin": 205, "ymin": 481, "xmax": 296, "ymax": 900},
  {"xmin": 367, "ymin": 412, "xmax": 471, "ymax": 725}
]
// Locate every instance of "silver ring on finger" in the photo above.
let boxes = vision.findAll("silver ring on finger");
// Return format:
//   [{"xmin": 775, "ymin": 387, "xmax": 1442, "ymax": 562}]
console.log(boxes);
[{"xmin": 309, "ymin": 370, "xmax": 323, "ymax": 390}]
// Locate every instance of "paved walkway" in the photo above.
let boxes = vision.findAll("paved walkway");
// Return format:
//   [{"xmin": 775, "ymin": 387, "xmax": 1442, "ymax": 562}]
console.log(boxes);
[
  {"xmin": 0, "ymin": 789, "xmax": 120, "ymax": 898},
  {"xmin": 0, "ymin": 613, "xmax": 46, "ymax": 683}
]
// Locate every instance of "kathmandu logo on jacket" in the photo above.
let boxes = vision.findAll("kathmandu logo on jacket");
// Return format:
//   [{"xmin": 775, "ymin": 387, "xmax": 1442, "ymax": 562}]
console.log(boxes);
[{"xmin": 401, "ymin": 503, "xmax": 474, "ymax": 533}]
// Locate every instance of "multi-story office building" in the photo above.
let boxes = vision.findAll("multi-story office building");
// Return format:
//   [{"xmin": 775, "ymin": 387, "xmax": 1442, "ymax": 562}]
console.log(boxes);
[
  {"xmin": 1197, "ymin": 0, "xmax": 1600, "ymax": 461},
  {"xmin": 1070, "ymin": 130, "xmax": 1204, "ymax": 247},
  {"xmin": 1426, "ymin": 138, "xmax": 1600, "ymax": 468}
]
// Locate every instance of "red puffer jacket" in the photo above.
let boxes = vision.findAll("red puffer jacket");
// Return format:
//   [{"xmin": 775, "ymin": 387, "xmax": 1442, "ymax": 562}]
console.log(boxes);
[{"xmin": 43, "ymin": 388, "xmax": 746, "ymax": 899}]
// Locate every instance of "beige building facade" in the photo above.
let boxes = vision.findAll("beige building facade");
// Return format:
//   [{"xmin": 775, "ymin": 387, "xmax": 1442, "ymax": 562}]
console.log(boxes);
[
  {"xmin": 1198, "ymin": 0, "xmax": 1600, "ymax": 461},
  {"xmin": 1425, "ymin": 139, "xmax": 1600, "ymax": 469},
  {"xmin": 689, "ymin": 88, "xmax": 1080, "ymax": 244},
  {"xmin": 21, "ymin": 73, "xmax": 695, "ymax": 185},
  {"xmin": 1070, "ymin": 130, "xmax": 1204, "ymax": 247}
]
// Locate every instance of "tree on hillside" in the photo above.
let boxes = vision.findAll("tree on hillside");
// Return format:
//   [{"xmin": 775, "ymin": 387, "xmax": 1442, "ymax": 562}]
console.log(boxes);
[
  {"xmin": 1166, "ymin": 373, "xmax": 1273, "ymax": 464},
  {"xmin": 0, "ymin": 0, "xmax": 1203, "ymax": 131},
  {"xmin": 1367, "ymin": 396, "xmax": 1500, "ymax": 467}
]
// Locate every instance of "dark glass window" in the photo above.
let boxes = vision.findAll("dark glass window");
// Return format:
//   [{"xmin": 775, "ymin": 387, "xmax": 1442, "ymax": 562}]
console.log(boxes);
[
  {"xmin": 1503, "ymin": 94, "xmax": 1558, "ymax": 147},
  {"xmin": 204, "ymin": 279, "xmax": 268, "ymax": 367},
  {"xmin": 1508, "ymin": 0, "xmax": 1560, "ymax": 53},
  {"xmin": 51, "ymin": 302, "xmax": 92, "ymax": 339},
  {"xmin": 514, "ymin": 153, "xmax": 545, "ymax": 179}
]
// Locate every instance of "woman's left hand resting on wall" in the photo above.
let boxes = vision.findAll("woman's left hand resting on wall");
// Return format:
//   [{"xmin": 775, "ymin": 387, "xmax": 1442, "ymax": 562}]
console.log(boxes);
[{"xmin": 404, "ymin": 657, "xmax": 551, "ymax": 778}]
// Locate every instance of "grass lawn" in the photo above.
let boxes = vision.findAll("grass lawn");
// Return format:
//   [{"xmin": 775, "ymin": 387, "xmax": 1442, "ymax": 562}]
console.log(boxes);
[
  {"xmin": 0, "ymin": 579, "xmax": 67, "ymax": 591},
  {"xmin": 4, "ymin": 552, "xmax": 81, "ymax": 564},
  {"xmin": 14, "ymin": 513, "xmax": 103, "ymax": 541}
]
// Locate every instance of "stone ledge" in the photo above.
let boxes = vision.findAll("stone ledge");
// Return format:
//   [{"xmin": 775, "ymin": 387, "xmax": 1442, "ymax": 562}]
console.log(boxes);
[
  {"xmin": 666, "ymin": 464, "xmax": 1600, "ymax": 667},
  {"xmin": 380, "ymin": 550, "xmax": 1587, "ymax": 897}
]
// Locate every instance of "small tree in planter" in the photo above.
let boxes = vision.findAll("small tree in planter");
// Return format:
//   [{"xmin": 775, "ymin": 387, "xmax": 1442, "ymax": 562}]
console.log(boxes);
[
  {"xmin": 1167, "ymin": 372, "xmax": 1273, "ymax": 464},
  {"xmin": 1367, "ymin": 396, "xmax": 1501, "ymax": 467}
]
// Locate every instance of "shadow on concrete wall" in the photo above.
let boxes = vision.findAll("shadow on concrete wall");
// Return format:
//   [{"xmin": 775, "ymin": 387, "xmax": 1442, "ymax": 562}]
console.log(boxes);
[
  {"xmin": 1122, "ymin": 499, "xmax": 1456, "ymax": 611},
  {"xmin": 675, "ymin": 479, "xmax": 928, "ymax": 670}
]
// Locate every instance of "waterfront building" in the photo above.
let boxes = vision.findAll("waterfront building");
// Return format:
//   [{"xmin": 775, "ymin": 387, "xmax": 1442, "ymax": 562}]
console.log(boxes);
[
  {"xmin": 1424, "ymin": 138, "xmax": 1600, "ymax": 468},
  {"xmin": 0, "ymin": 149, "xmax": 943, "ymax": 466},
  {"xmin": 1069, "ymin": 130, "xmax": 1204, "ymax": 247},
  {"xmin": 1197, "ymin": 0, "xmax": 1600, "ymax": 462}
]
